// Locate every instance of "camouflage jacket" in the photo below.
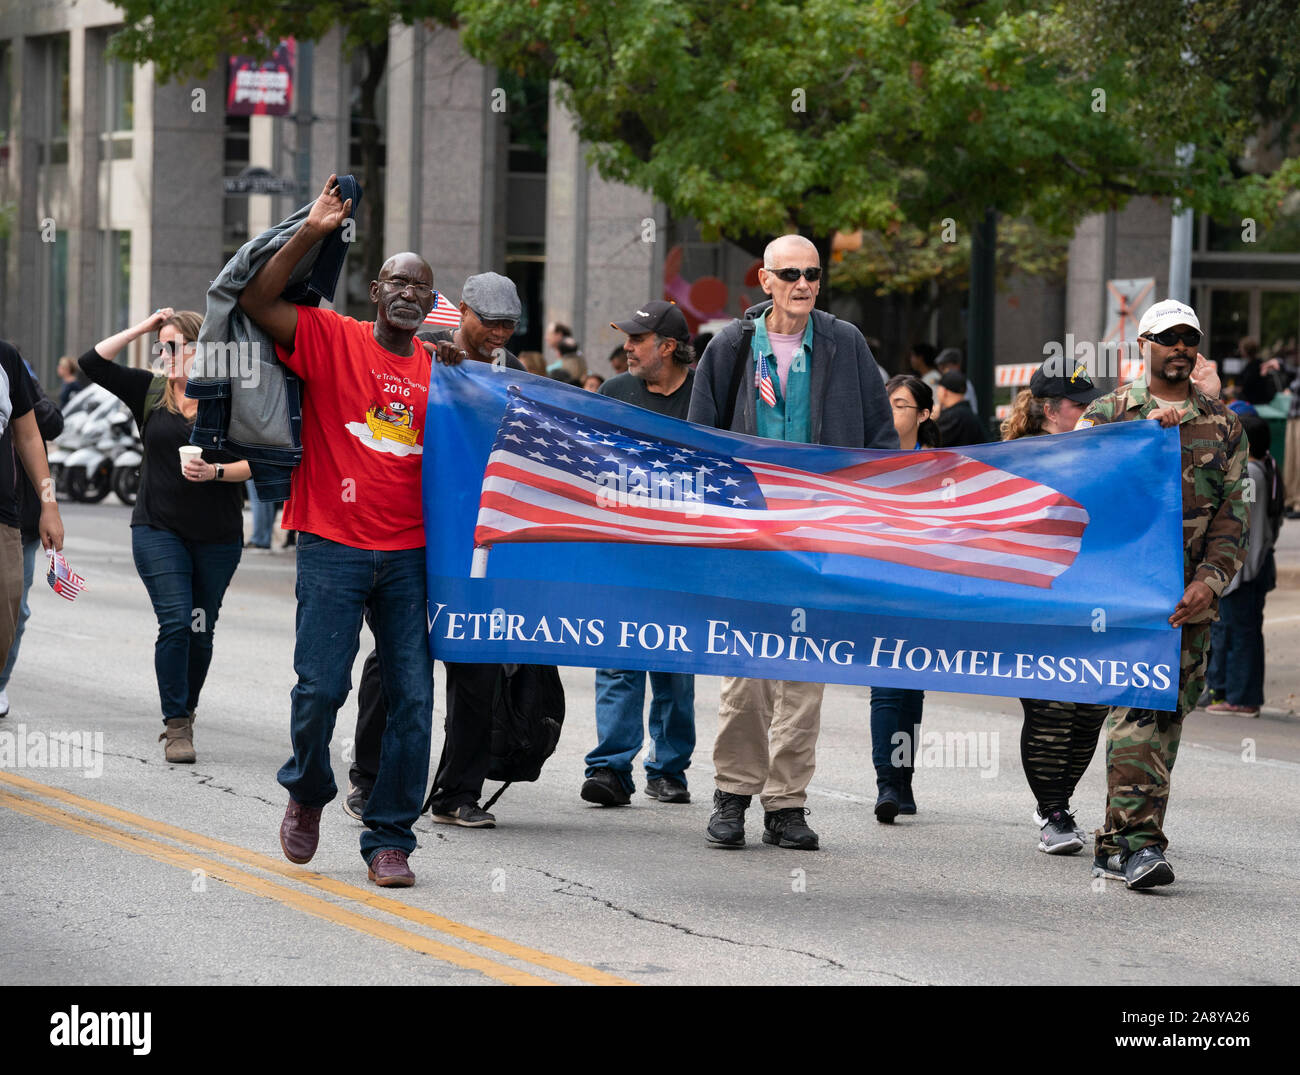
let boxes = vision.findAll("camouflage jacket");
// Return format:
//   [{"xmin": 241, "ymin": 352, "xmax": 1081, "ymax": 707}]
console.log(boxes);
[{"xmin": 1078, "ymin": 378, "xmax": 1248, "ymax": 597}]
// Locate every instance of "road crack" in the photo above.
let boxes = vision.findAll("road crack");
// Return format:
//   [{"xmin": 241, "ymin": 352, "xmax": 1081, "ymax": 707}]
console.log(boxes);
[{"xmin": 506, "ymin": 863, "xmax": 851, "ymax": 972}]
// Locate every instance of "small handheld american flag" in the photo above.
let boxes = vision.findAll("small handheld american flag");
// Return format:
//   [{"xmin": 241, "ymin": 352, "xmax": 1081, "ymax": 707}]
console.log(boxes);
[
  {"xmin": 422, "ymin": 291, "xmax": 461, "ymax": 329},
  {"xmin": 47, "ymin": 550, "xmax": 86, "ymax": 602},
  {"xmin": 756, "ymin": 351, "xmax": 777, "ymax": 408}
]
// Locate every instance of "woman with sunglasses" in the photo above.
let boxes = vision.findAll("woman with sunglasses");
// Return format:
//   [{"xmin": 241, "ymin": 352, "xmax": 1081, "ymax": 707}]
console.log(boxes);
[
  {"xmin": 868, "ymin": 375, "xmax": 941, "ymax": 821},
  {"xmin": 79, "ymin": 308, "xmax": 249, "ymax": 764}
]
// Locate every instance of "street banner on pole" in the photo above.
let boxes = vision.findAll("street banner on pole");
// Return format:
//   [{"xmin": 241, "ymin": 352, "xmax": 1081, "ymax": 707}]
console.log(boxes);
[{"xmin": 425, "ymin": 364, "xmax": 1183, "ymax": 709}]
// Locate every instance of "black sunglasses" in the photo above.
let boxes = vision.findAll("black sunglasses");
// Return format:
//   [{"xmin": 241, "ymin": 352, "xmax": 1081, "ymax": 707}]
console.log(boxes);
[
  {"xmin": 1144, "ymin": 328, "xmax": 1201, "ymax": 348},
  {"xmin": 765, "ymin": 266, "xmax": 822, "ymax": 283}
]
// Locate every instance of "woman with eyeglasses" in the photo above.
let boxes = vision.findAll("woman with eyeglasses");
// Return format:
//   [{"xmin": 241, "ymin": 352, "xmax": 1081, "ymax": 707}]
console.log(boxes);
[
  {"xmin": 867, "ymin": 375, "xmax": 941, "ymax": 822},
  {"xmin": 79, "ymin": 308, "xmax": 249, "ymax": 764}
]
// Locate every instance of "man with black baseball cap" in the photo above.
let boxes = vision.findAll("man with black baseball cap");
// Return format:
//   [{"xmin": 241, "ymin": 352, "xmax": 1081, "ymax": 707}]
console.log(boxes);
[
  {"xmin": 580, "ymin": 299, "xmax": 699, "ymax": 809},
  {"xmin": 935, "ymin": 369, "xmax": 986, "ymax": 446},
  {"xmin": 599, "ymin": 300, "xmax": 696, "ymax": 419}
]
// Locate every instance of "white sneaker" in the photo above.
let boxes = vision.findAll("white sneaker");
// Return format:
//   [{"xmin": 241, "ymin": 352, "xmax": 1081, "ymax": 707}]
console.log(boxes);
[{"xmin": 0, "ymin": 688, "xmax": 8, "ymax": 717}]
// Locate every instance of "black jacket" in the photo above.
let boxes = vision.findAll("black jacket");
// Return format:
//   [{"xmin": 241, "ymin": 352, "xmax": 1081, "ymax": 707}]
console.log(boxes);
[
  {"xmin": 937, "ymin": 400, "xmax": 986, "ymax": 447},
  {"xmin": 687, "ymin": 301, "xmax": 897, "ymax": 450}
]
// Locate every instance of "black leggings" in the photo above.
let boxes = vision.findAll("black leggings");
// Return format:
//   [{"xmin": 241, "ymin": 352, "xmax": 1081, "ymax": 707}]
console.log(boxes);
[{"xmin": 1019, "ymin": 698, "xmax": 1108, "ymax": 816}]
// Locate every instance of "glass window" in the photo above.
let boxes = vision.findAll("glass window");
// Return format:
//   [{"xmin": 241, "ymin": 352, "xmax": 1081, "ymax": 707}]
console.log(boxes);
[
  {"xmin": 105, "ymin": 230, "xmax": 131, "ymax": 335},
  {"xmin": 1208, "ymin": 289, "xmax": 1250, "ymax": 363},
  {"xmin": 52, "ymin": 34, "xmax": 70, "ymax": 139},
  {"xmin": 48, "ymin": 233, "xmax": 67, "ymax": 360},
  {"xmin": 1261, "ymin": 291, "xmax": 1300, "ymax": 358},
  {"xmin": 109, "ymin": 55, "xmax": 134, "ymax": 133}
]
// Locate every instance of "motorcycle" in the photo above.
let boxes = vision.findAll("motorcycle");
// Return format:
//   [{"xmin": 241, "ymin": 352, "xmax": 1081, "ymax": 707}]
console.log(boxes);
[
  {"xmin": 48, "ymin": 384, "xmax": 115, "ymax": 498},
  {"xmin": 61, "ymin": 396, "xmax": 137, "ymax": 504}
]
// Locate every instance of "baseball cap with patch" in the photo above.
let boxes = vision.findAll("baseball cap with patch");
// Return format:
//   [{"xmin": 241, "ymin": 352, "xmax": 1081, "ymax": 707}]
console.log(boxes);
[
  {"xmin": 1139, "ymin": 299, "xmax": 1200, "ymax": 338},
  {"xmin": 610, "ymin": 300, "xmax": 690, "ymax": 344},
  {"xmin": 1030, "ymin": 359, "xmax": 1106, "ymax": 404}
]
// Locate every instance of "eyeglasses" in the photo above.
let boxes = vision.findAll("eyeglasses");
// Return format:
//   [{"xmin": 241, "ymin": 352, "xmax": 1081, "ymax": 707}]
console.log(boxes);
[
  {"xmin": 764, "ymin": 266, "xmax": 822, "ymax": 283},
  {"xmin": 1143, "ymin": 328, "xmax": 1201, "ymax": 348},
  {"xmin": 378, "ymin": 276, "xmax": 434, "ymax": 297}
]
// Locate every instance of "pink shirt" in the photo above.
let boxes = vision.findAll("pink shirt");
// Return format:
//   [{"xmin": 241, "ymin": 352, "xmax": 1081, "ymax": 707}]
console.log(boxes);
[{"xmin": 768, "ymin": 330, "xmax": 804, "ymax": 394}]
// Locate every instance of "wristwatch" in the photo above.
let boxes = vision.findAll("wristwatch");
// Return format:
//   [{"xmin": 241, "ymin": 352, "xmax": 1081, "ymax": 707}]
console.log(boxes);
[{"xmin": 213, "ymin": 464, "xmax": 224, "ymax": 481}]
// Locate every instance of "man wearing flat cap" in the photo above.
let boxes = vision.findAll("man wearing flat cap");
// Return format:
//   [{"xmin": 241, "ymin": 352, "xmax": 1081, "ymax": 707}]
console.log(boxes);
[{"xmin": 580, "ymin": 300, "xmax": 698, "ymax": 809}]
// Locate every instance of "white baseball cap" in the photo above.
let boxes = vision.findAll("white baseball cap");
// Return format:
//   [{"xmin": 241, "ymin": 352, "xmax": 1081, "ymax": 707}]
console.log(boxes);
[{"xmin": 1139, "ymin": 299, "xmax": 1201, "ymax": 337}]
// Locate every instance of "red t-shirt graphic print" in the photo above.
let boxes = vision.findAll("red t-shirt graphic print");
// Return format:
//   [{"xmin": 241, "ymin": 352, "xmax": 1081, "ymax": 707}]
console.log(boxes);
[{"xmin": 276, "ymin": 306, "xmax": 430, "ymax": 550}]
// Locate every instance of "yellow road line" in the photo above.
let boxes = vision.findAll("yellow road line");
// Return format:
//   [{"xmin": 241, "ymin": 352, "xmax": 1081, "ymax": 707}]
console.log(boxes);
[
  {"xmin": 0, "ymin": 771, "xmax": 633, "ymax": 986},
  {"xmin": 0, "ymin": 788, "xmax": 551, "ymax": 985}
]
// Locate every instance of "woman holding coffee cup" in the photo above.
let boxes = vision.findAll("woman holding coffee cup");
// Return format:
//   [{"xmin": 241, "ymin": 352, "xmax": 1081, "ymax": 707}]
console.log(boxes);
[{"xmin": 79, "ymin": 308, "xmax": 248, "ymax": 764}]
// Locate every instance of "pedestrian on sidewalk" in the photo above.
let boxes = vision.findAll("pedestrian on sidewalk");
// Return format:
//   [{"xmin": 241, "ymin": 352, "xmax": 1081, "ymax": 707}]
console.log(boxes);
[
  {"xmin": 1205, "ymin": 413, "xmax": 1282, "ymax": 717},
  {"xmin": 239, "ymin": 175, "xmax": 464, "ymax": 888},
  {"xmin": 0, "ymin": 344, "xmax": 65, "ymax": 707},
  {"xmin": 580, "ymin": 300, "xmax": 698, "ymax": 809},
  {"xmin": 244, "ymin": 478, "xmax": 278, "ymax": 549},
  {"xmin": 868, "ymin": 374, "xmax": 939, "ymax": 823},
  {"xmin": 689, "ymin": 233, "xmax": 898, "ymax": 851},
  {"xmin": 1075, "ymin": 299, "xmax": 1249, "ymax": 890},
  {"xmin": 0, "ymin": 364, "xmax": 63, "ymax": 718},
  {"xmin": 1001, "ymin": 362, "xmax": 1110, "ymax": 855},
  {"xmin": 79, "ymin": 309, "xmax": 249, "ymax": 764}
]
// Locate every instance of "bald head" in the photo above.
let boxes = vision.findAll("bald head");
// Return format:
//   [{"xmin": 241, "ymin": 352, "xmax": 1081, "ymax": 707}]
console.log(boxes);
[
  {"xmin": 759, "ymin": 234, "xmax": 821, "ymax": 328},
  {"xmin": 763, "ymin": 234, "xmax": 818, "ymax": 268},
  {"xmin": 379, "ymin": 252, "xmax": 433, "ymax": 281}
]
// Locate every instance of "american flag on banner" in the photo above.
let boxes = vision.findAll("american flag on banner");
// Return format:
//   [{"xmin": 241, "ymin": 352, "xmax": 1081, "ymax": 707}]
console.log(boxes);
[
  {"xmin": 473, "ymin": 391, "xmax": 1090, "ymax": 588},
  {"xmin": 756, "ymin": 351, "xmax": 777, "ymax": 407},
  {"xmin": 47, "ymin": 550, "xmax": 86, "ymax": 602},
  {"xmin": 422, "ymin": 291, "xmax": 461, "ymax": 329}
]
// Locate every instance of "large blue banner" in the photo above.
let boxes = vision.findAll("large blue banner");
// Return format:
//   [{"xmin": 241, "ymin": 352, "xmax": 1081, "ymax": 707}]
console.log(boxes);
[{"xmin": 424, "ymin": 363, "xmax": 1184, "ymax": 709}]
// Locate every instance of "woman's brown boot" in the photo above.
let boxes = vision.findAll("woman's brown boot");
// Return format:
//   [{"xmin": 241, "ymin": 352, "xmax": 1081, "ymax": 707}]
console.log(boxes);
[{"xmin": 159, "ymin": 717, "xmax": 196, "ymax": 763}]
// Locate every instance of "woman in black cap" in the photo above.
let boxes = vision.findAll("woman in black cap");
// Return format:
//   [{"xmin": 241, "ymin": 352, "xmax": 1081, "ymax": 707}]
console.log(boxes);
[{"xmin": 1001, "ymin": 361, "xmax": 1110, "ymax": 854}]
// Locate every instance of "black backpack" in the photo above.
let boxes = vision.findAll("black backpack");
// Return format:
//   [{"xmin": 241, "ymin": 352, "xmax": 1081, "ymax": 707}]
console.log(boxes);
[
  {"xmin": 424, "ymin": 664, "xmax": 565, "ymax": 813},
  {"xmin": 1262, "ymin": 452, "xmax": 1285, "ymax": 541}
]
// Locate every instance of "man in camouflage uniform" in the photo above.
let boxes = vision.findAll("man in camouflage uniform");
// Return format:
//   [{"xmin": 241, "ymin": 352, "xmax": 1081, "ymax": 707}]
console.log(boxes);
[{"xmin": 1075, "ymin": 299, "xmax": 1248, "ymax": 890}]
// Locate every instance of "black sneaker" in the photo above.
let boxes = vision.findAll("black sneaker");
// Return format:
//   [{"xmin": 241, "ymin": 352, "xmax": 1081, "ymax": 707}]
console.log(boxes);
[
  {"xmin": 644, "ymin": 776, "xmax": 690, "ymax": 803},
  {"xmin": 762, "ymin": 807, "xmax": 820, "ymax": 850},
  {"xmin": 1197, "ymin": 687, "xmax": 1225, "ymax": 708},
  {"xmin": 1124, "ymin": 846, "xmax": 1174, "ymax": 890},
  {"xmin": 1036, "ymin": 808, "xmax": 1085, "ymax": 855},
  {"xmin": 706, "ymin": 790, "xmax": 751, "ymax": 847},
  {"xmin": 581, "ymin": 768, "xmax": 632, "ymax": 807},
  {"xmin": 432, "ymin": 803, "xmax": 497, "ymax": 828},
  {"xmin": 1091, "ymin": 850, "xmax": 1127, "ymax": 881},
  {"xmin": 341, "ymin": 783, "xmax": 369, "ymax": 822}
]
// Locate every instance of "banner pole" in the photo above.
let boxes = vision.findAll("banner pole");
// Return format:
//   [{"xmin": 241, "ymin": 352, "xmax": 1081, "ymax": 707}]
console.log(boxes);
[{"xmin": 471, "ymin": 545, "xmax": 491, "ymax": 578}]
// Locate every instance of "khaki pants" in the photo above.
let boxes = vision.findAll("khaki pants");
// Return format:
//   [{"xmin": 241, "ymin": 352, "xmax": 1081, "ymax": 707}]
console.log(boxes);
[
  {"xmin": 1285, "ymin": 418, "xmax": 1300, "ymax": 509},
  {"xmin": 0, "ymin": 525, "xmax": 23, "ymax": 665},
  {"xmin": 713, "ymin": 676, "xmax": 825, "ymax": 810}
]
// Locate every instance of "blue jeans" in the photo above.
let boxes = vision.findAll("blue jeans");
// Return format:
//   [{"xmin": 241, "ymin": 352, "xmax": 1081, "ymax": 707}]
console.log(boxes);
[
  {"xmin": 246, "ymin": 479, "xmax": 276, "ymax": 547},
  {"xmin": 585, "ymin": 668, "xmax": 695, "ymax": 791},
  {"xmin": 1207, "ymin": 570, "xmax": 1270, "ymax": 707},
  {"xmin": 276, "ymin": 533, "xmax": 433, "ymax": 862},
  {"xmin": 131, "ymin": 526, "xmax": 242, "ymax": 722},
  {"xmin": 0, "ymin": 539, "xmax": 39, "ymax": 692},
  {"xmin": 869, "ymin": 686, "xmax": 925, "ymax": 775}
]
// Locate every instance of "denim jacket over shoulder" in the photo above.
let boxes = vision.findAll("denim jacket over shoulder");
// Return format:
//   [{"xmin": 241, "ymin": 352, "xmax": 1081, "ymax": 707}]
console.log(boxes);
[{"xmin": 187, "ymin": 175, "xmax": 361, "ymax": 502}]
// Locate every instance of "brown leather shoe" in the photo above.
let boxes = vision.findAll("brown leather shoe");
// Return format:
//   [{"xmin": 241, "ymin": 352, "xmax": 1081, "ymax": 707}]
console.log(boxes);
[
  {"xmin": 367, "ymin": 848, "xmax": 415, "ymax": 887},
  {"xmin": 158, "ymin": 718, "xmax": 195, "ymax": 763},
  {"xmin": 279, "ymin": 798, "xmax": 323, "ymax": 864}
]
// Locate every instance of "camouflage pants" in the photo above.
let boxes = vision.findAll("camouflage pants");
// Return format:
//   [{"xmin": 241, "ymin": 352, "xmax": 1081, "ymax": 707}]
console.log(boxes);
[{"xmin": 1096, "ymin": 622, "xmax": 1212, "ymax": 857}]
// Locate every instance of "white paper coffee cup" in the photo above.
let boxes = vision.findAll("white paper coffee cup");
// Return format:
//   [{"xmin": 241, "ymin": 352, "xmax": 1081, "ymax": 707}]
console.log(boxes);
[{"xmin": 179, "ymin": 445, "xmax": 203, "ymax": 475}]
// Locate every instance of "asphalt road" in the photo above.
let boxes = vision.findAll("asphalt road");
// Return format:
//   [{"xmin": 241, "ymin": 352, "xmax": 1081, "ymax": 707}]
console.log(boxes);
[{"xmin": 1, "ymin": 502, "xmax": 1297, "ymax": 986}]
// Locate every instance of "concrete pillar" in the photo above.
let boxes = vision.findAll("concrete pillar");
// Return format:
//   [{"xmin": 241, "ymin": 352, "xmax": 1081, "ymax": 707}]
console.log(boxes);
[
  {"xmin": 543, "ymin": 89, "xmax": 655, "ymax": 375},
  {"xmin": 146, "ymin": 65, "xmax": 224, "ymax": 319},
  {"xmin": 385, "ymin": 23, "xmax": 503, "ymax": 308}
]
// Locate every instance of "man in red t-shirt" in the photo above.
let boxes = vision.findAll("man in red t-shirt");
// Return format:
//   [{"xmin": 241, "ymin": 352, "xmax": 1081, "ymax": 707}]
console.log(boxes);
[{"xmin": 239, "ymin": 174, "xmax": 458, "ymax": 887}]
